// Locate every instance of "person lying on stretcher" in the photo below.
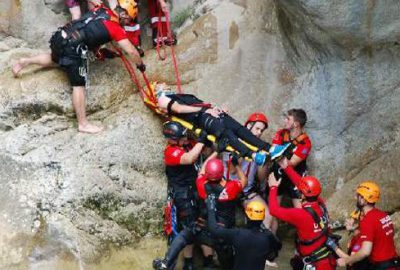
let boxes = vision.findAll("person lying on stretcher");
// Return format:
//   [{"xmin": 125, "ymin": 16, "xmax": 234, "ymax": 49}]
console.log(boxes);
[{"xmin": 156, "ymin": 82, "xmax": 283, "ymax": 165}]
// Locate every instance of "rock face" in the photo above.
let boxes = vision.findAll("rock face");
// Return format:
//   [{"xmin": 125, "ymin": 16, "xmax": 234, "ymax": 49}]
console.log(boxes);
[{"xmin": 0, "ymin": 0, "xmax": 399, "ymax": 267}]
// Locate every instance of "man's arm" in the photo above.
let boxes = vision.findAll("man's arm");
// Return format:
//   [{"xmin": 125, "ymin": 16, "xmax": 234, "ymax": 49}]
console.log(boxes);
[
  {"xmin": 233, "ymin": 159, "xmax": 248, "ymax": 188},
  {"xmin": 158, "ymin": 96, "xmax": 221, "ymax": 117},
  {"xmin": 278, "ymin": 158, "xmax": 301, "ymax": 187},
  {"xmin": 268, "ymin": 173, "xmax": 303, "ymax": 226},
  {"xmin": 289, "ymin": 154, "xmax": 303, "ymax": 167},
  {"xmin": 117, "ymin": 39, "xmax": 142, "ymax": 65},
  {"xmin": 206, "ymin": 195, "xmax": 236, "ymax": 244},
  {"xmin": 179, "ymin": 142, "xmax": 204, "ymax": 164},
  {"xmin": 199, "ymin": 152, "xmax": 218, "ymax": 175},
  {"xmin": 158, "ymin": 0, "xmax": 169, "ymax": 13},
  {"xmin": 107, "ymin": 0, "xmax": 118, "ymax": 9},
  {"xmin": 337, "ymin": 241, "xmax": 372, "ymax": 266}
]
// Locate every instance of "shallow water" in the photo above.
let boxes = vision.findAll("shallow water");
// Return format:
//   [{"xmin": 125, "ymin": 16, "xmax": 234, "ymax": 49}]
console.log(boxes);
[{"xmin": 11, "ymin": 235, "xmax": 295, "ymax": 270}]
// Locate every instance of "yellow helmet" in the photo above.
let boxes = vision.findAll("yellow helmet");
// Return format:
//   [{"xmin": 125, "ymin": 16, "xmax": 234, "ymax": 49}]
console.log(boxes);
[
  {"xmin": 118, "ymin": 0, "xmax": 138, "ymax": 19},
  {"xmin": 245, "ymin": 201, "xmax": 265, "ymax": 221},
  {"xmin": 356, "ymin": 181, "xmax": 380, "ymax": 203}
]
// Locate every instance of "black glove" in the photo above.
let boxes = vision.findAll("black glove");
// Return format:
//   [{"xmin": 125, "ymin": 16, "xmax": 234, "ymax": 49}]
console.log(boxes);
[
  {"xmin": 135, "ymin": 46, "xmax": 145, "ymax": 58},
  {"xmin": 136, "ymin": 63, "xmax": 146, "ymax": 72},
  {"xmin": 206, "ymin": 194, "xmax": 217, "ymax": 212},
  {"xmin": 197, "ymin": 130, "xmax": 208, "ymax": 144},
  {"xmin": 231, "ymin": 153, "xmax": 240, "ymax": 166},
  {"xmin": 325, "ymin": 237, "xmax": 338, "ymax": 251}
]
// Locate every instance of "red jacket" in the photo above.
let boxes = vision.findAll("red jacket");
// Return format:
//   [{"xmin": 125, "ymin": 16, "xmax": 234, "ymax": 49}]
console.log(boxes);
[{"xmin": 269, "ymin": 166, "xmax": 328, "ymax": 256}]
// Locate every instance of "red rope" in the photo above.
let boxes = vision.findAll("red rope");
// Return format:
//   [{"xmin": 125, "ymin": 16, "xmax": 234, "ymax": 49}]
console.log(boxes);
[
  {"xmin": 112, "ymin": 45, "xmax": 156, "ymax": 103},
  {"xmin": 156, "ymin": 14, "xmax": 168, "ymax": 61},
  {"xmin": 153, "ymin": 7, "xmax": 182, "ymax": 94},
  {"xmin": 165, "ymin": 11, "xmax": 182, "ymax": 94}
]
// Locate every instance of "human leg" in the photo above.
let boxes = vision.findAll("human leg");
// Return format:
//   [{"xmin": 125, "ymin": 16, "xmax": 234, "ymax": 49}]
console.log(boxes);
[
  {"xmin": 222, "ymin": 114, "xmax": 270, "ymax": 151},
  {"xmin": 153, "ymin": 228, "xmax": 195, "ymax": 269},
  {"xmin": 65, "ymin": 0, "xmax": 82, "ymax": 20},
  {"xmin": 71, "ymin": 86, "xmax": 103, "ymax": 134},
  {"xmin": 12, "ymin": 53, "xmax": 54, "ymax": 77}
]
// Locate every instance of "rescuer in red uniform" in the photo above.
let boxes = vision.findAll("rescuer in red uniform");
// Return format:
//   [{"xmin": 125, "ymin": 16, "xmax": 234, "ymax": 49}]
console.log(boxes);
[
  {"xmin": 337, "ymin": 181, "xmax": 400, "ymax": 270},
  {"xmin": 268, "ymin": 157, "xmax": 336, "ymax": 270},
  {"xmin": 12, "ymin": 4, "xmax": 144, "ymax": 134}
]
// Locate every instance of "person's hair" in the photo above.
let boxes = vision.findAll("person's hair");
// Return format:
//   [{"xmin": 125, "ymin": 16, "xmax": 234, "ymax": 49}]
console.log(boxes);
[
  {"xmin": 114, "ymin": 5, "xmax": 127, "ymax": 17},
  {"xmin": 288, "ymin": 108, "xmax": 307, "ymax": 128},
  {"xmin": 305, "ymin": 195, "xmax": 318, "ymax": 202}
]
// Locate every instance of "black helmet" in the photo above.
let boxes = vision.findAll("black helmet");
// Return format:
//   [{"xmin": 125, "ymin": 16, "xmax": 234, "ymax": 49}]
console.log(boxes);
[{"xmin": 163, "ymin": 121, "xmax": 187, "ymax": 140}]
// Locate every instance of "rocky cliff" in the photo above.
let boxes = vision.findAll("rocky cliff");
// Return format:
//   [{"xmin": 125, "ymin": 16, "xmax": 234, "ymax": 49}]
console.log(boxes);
[{"xmin": 0, "ymin": 0, "xmax": 399, "ymax": 267}]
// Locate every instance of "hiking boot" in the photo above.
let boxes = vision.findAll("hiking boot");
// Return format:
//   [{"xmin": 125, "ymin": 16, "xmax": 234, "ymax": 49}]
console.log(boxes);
[
  {"xmin": 269, "ymin": 143, "xmax": 291, "ymax": 161},
  {"xmin": 153, "ymin": 258, "xmax": 168, "ymax": 270}
]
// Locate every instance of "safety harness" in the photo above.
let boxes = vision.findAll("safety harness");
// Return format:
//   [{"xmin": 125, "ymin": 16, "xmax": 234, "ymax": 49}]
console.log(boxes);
[
  {"xmin": 297, "ymin": 203, "xmax": 333, "ymax": 266},
  {"xmin": 204, "ymin": 181, "xmax": 236, "ymax": 228},
  {"xmin": 280, "ymin": 130, "xmax": 309, "ymax": 155},
  {"xmin": 62, "ymin": 6, "xmax": 116, "ymax": 49},
  {"xmin": 163, "ymin": 192, "xmax": 178, "ymax": 245}
]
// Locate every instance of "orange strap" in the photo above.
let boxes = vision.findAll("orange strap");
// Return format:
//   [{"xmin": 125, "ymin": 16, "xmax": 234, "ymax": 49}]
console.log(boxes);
[{"xmin": 282, "ymin": 130, "xmax": 308, "ymax": 146}]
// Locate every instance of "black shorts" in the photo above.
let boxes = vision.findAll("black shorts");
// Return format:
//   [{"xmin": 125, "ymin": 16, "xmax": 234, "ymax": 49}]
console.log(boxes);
[{"xmin": 49, "ymin": 30, "xmax": 86, "ymax": 87}]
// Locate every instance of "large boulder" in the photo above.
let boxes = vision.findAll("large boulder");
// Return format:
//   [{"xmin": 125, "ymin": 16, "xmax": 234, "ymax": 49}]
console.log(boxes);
[{"xmin": 0, "ymin": 0, "xmax": 400, "ymax": 266}]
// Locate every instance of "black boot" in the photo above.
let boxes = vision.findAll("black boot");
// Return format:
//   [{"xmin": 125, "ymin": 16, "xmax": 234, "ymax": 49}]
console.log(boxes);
[
  {"xmin": 153, "ymin": 258, "xmax": 168, "ymax": 270},
  {"xmin": 183, "ymin": 257, "xmax": 195, "ymax": 270},
  {"xmin": 203, "ymin": 255, "xmax": 218, "ymax": 270}
]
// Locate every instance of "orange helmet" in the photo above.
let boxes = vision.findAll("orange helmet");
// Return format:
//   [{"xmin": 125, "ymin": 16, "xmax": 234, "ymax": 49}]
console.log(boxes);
[
  {"xmin": 298, "ymin": 176, "xmax": 321, "ymax": 197},
  {"xmin": 118, "ymin": 0, "xmax": 138, "ymax": 19},
  {"xmin": 356, "ymin": 181, "xmax": 380, "ymax": 203},
  {"xmin": 245, "ymin": 112, "xmax": 268, "ymax": 128}
]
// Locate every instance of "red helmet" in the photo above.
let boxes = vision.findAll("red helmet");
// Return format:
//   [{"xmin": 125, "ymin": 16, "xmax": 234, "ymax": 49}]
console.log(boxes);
[
  {"xmin": 298, "ymin": 176, "xmax": 321, "ymax": 197},
  {"xmin": 245, "ymin": 112, "xmax": 268, "ymax": 128},
  {"xmin": 205, "ymin": 158, "xmax": 224, "ymax": 181}
]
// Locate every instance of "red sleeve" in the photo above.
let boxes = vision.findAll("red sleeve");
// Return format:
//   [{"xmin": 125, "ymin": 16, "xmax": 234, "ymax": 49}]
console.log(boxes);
[
  {"xmin": 102, "ymin": 20, "xmax": 128, "ymax": 42},
  {"xmin": 359, "ymin": 216, "xmax": 374, "ymax": 242},
  {"xmin": 283, "ymin": 165, "xmax": 302, "ymax": 187},
  {"xmin": 164, "ymin": 146, "xmax": 185, "ymax": 166},
  {"xmin": 272, "ymin": 129, "xmax": 285, "ymax": 145},
  {"xmin": 268, "ymin": 186, "xmax": 305, "ymax": 226},
  {"xmin": 196, "ymin": 175, "xmax": 207, "ymax": 200},
  {"xmin": 293, "ymin": 139, "xmax": 312, "ymax": 160},
  {"xmin": 226, "ymin": 181, "xmax": 243, "ymax": 200}
]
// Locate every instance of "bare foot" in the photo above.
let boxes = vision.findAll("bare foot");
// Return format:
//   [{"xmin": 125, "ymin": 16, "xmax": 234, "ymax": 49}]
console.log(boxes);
[
  {"xmin": 78, "ymin": 123, "xmax": 104, "ymax": 134},
  {"xmin": 12, "ymin": 59, "xmax": 26, "ymax": 77}
]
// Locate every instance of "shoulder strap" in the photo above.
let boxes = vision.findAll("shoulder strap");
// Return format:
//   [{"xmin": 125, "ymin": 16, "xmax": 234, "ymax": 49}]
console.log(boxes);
[
  {"xmin": 298, "ymin": 204, "xmax": 329, "ymax": 246},
  {"xmin": 292, "ymin": 133, "xmax": 308, "ymax": 146},
  {"xmin": 282, "ymin": 130, "xmax": 290, "ymax": 142}
]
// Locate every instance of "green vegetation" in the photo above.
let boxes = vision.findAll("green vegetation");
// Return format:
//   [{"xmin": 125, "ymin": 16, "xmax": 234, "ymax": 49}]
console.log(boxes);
[{"xmin": 171, "ymin": 6, "xmax": 195, "ymax": 30}]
